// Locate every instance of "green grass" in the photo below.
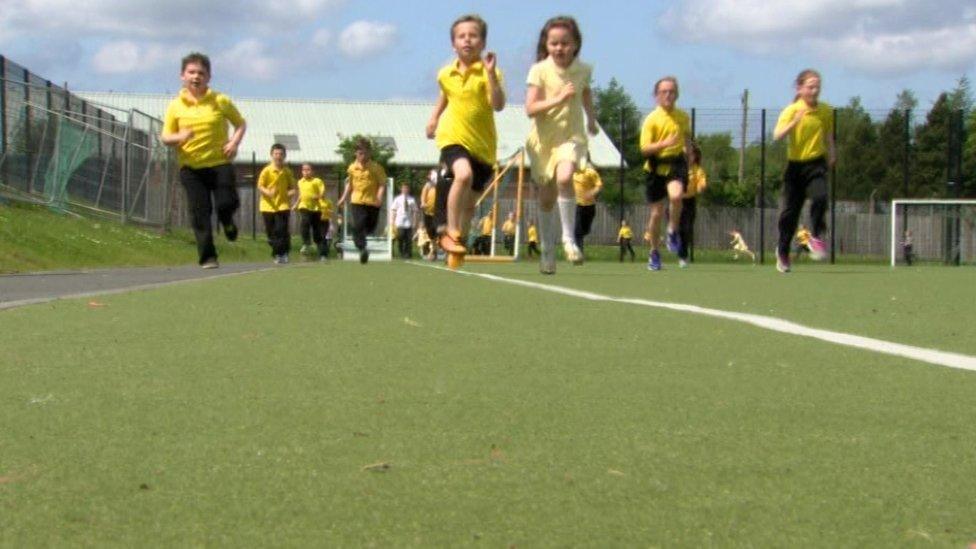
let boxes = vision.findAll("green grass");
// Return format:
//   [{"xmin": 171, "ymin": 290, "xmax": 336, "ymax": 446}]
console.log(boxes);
[
  {"xmin": 2, "ymin": 261, "xmax": 975, "ymax": 546},
  {"xmin": 0, "ymin": 201, "xmax": 271, "ymax": 273}
]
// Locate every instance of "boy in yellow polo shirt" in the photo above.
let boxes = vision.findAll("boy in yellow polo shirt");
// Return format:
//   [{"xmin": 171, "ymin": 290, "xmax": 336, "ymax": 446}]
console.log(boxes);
[
  {"xmin": 572, "ymin": 163, "xmax": 602, "ymax": 253},
  {"xmin": 526, "ymin": 220, "xmax": 539, "ymax": 258},
  {"xmin": 501, "ymin": 211, "xmax": 516, "ymax": 255},
  {"xmin": 618, "ymin": 220, "xmax": 635, "ymax": 262},
  {"xmin": 161, "ymin": 52, "xmax": 246, "ymax": 269},
  {"xmin": 337, "ymin": 138, "xmax": 386, "ymax": 264},
  {"xmin": 677, "ymin": 142, "xmax": 707, "ymax": 268},
  {"xmin": 426, "ymin": 14, "xmax": 506, "ymax": 269},
  {"xmin": 640, "ymin": 76, "xmax": 693, "ymax": 272},
  {"xmin": 295, "ymin": 163, "xmax": 328, "ymax": 261},
  {"xmin": 773, "ymin": 68, "xmax": 835, "ymax": 272},
  {"xmin": 257, "ymin": 143, "xmax": 296, "ymax": 264}
]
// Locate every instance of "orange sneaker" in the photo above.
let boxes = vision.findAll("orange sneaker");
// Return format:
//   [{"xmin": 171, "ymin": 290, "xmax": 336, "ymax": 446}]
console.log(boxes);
[
  {"xmin": 438, "ymin": 231, "xmax": 467, "ymax": 254},
  {"xmin": 446, "ymin": 251, "xmax": 465, "ymax": 270}
]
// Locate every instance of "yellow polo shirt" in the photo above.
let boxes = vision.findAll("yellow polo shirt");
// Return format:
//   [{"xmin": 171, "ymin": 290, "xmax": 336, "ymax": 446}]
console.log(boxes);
[
  {"xmin": 479, "ymin": 216, "xmax": 493, "ymax": 236},
  {"xmin": 163, "ymin": 88, "xmax": 244, "ymax": 169},
  {"xmin": 639, "ymin": 106, "xmax": 691, "ymax": 174},
  {"xmin": 527, "ymin": 225, "xmax": 538, "ymax": 243},
  {"xmin": 319, "ymin": 198, "xmax": 334, "ymax": 221},
  {"xmin": 618, "ymin": 226, "xmax": 633, "ymax": 240},
  {"xmin": 257, "ymin": 163, "xmax": 295, "ymax": 213},
  {"xmin": 795, "ymin": 228, "xmax": 811, "ymax": 246},
  {"xmin": 573, "ymin": 166, "xmax": 603, "ymax": 206},
  {"xmin": 502, "ymin": 219, "xmax": 516, "ymax": 236},
  {"xmin": 526, "ymin": 57, "xmax": 592, "ymax": 147},
  {"xmin": 297, "ymin": 177, "xmax": 325, "ymax": 211},
  {"xmin": 420, "ymin": 184, "xmax": 436, "ymax": 215},
  {"xmin": 347, "ymin": 160, "xmax": 386, "ymax": 206},
  {"xmin": 686, "ymin": 165, "xmax": 707, "ymax": 198},
  {"xmin": 775, "ymin": 99, "xmax": 834, "ymax": 162},
  {"xmin": 435, "ymin": 59, "xmax": 504, "ymax": 165}
]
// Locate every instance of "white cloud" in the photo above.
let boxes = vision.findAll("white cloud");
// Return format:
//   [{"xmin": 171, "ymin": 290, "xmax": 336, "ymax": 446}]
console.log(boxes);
[
  {"xmin": 338, "ymin": 21, "xmax": 398, "ymax": 59},
  {"xmin": 216, "ymin": 40, "xmax": 278, "ymax": 81},
  {"xmin": 662, "ymin": 0, "xmax": 976, "ymax": 75},
  {"xmin": 312, "ymin": 28, "xmax": 333, "ymax": 49},
  {"xmin": 91, "ymin": 41, "xmax": 171, "ymax": 74}
]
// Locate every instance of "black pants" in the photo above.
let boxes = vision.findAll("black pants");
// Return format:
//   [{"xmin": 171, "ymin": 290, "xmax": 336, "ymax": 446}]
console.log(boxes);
[
  {"xmin": 503, "ymin": 235, "xmax": 515, "ymax": 255},
  {"xmin": 299, "ymin": 209, "xmax": 328, "ymax": 257},
  {"xmin": 574, "ymin": 204, "xmax": 596, "ymax": 250},
  {"xmin": 350, "ymin": 204, "xmax": 380, "ymax": 252},
  {"xmin": 262, "ymin": 211, "xmax": 291, "ymax": 257},
  {"xmin": 179, "ymin": 164, "xmax": 239, "ymax": 264},
  {"xmin": 527, "ymin": 242, "xmax": 539, "ymax": 257},
  {"xmin": 423, "ymin": 214, "xmax": 437, "ymax": 243},
  {"xmin": 677, "ymin": 197, "xmax": 696, "ymax": 260},
  {"xmin": 778, "ymin": 158, "xmax": 828, "ymax": 257},
  {"xmin": 619, "ymin": 238, "xmax": 635, "ymax": 261},
  {"xmin": 396, "ymin": 227, "xmax": 413, "ymax": 258},
  {"xmin": 321, "ymin": 219, "xmax": 331, "ymax": 258}
]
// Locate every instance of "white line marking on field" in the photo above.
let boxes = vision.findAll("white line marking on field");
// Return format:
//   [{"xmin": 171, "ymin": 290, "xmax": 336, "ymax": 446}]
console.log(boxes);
[
  {"xmin": 0, "ymin": 267, "xmax": 274, "ymax": 311},
  {"xmin": 410, "ymin": 262, "xmax": 976, "ymax": 373}
]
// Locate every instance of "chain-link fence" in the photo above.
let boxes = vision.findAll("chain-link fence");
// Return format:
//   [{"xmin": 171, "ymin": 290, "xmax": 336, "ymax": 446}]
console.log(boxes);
[{"xmin": 0, "ymin": 56, "xmax": 176, "ymax": 226}]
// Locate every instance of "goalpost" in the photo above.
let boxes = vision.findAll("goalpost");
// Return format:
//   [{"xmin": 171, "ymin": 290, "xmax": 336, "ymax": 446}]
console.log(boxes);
[
  {"xmin": 890, "ymin": 199, "xmax": 976, "ymax": 267},
  {"xmin": 464, "ymin": 149, "xmax": 526, "ymax": 264}
]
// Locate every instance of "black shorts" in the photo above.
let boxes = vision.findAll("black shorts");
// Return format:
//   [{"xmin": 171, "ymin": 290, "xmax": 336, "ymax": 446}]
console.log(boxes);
[
  {"xmin": 644, "ymin": 156, "xmax": 688, "ymax": 203},
  {"xmin": 440, "ymin": 145, "xmax": 494, "ymax": 193}
]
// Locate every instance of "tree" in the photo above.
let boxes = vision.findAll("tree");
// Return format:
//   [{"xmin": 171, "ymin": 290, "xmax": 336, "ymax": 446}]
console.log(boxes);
[
  {"xmin": 592, "ymin": 78, "xmax": 646, "ymax": 209},
  {"xmin": 834, "ymin": 97, "xmax": 884, "ymax": 200},
  {"xmin": 333, "ymin": 134, "xmax": 396, "ymax": 186},
  {"xmin": 912, "ymin": 93, "xmax": 952, "ymax": 197}
]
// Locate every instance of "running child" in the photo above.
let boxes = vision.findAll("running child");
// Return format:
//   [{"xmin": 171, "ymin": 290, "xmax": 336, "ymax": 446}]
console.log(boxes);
[
  {"xmin": 729, "ymin": 230, "xmax": 756, "ymax": 262},
  {"xmin": 572, "ymin": 161, "xmax": 603, "ymax": 253},
  {"xmin": 161, "ymin": 52, "xmax": 246, "ymax": 269},
  {"xmin": 677, "ymin": 142, "xmax": 707, "ymax": 268},
  {"xmin": 426, "ymin": 14, "xmax": 506, "ymax": 269},
  {"xmin": 639, "ymin": 76, "xmax": 692, "ymax": 271},
  {"xmin": 337, "ymin": 138, "xmax": 387, "ymax": 264},
  {"xmin": 257, "ymin": 143, "xmax": 296, "ymax": 264},
  {"xmin": 420, "ymin": 169, "xmax": 439, "ymax": 260},
  {"xmin": 773, "ymin": 69, "xmax": 835, "ymax": 272},
  {"xmin": 525, "ymin": 15, "xmax": 599, "ymax": 274},
  {"xmin": 501, "ymin": 211, "xmax": 517, "ymax": 255},
  {"xmin": 526, "ymin": 220, "xmax": 540, "ymax": 258},
  {"xmin": 296, "ymin": 163, "xmax": 328, "ymax": 261},
  {"xmin": 319, "ymin": 192, "xmax": 335, "ymax": 259},
  {"xmin": 618, "ymin": 219, "xmax": 636, "ymax": 262}
]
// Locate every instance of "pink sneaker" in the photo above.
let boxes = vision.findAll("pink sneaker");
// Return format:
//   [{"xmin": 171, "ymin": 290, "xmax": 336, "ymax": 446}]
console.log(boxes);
[{"xmin": 808, "ymin": 237, "xmax": 827, "ymax": 261}]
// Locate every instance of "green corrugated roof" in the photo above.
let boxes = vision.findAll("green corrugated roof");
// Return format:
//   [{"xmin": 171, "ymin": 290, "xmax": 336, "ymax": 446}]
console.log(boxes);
[{"xmin": 75, "ymin": 92, "xmax": 623, "ymax": 168}]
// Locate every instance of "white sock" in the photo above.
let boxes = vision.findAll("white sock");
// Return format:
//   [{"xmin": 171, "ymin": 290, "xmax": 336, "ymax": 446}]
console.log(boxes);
[
  {"xmin": 557, "ymin": 196, "xmax": 576, "ymax": 246},
  {"xmin": 540, "ymin": 207, "xmax": 559, "ymax": 253}
]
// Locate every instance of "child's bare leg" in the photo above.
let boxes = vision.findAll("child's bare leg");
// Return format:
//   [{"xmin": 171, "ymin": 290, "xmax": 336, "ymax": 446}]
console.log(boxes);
[
  {"xmin": 555, "ymin": 161, "xmax": 579, "ymax": 256},
  {"xmin": 666, "ymin": 180, "xmax": 683, "ymax": 234},
  {"xmin": 647, "ymin": 201, "xmax": 664, "ymax": 251}
]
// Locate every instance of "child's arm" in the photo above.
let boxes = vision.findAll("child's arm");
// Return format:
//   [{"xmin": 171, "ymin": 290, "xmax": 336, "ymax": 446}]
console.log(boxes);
[
  {"xmin": 336, "ymin": 180, "xmax": 352, "ymax": 207},
  {"xmin": 583, "ymin": 85, "xmax": 598, "ymax": 135},
  {"xmin": 525, "ymin": 81, "xmax": 574, "ymax": 117},
  {"xmin": 223, "ymin": 120, "xmax": 247, "ymax": 160},
  {"xmin": 484, "ymin": 53, "xmax": 505, "ymax": 111},
  {"xmin": 773, "ymin": 105, "xmax": 807, "ymax": 141},
  {"xmin": 640, "ymin": 132, "xmax": 680, "ymax": 158},
  {"xmin": 160, "ymin": 105, "xmax": 193, "ymax": 146},
  {"xmin": 426, "ymin": 92, "xmax": 447, "ymax": 139}
]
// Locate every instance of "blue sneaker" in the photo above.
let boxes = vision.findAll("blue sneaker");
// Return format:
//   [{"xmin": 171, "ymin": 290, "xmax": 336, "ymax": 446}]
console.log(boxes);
[
  {"xmin": 647, "ymin": 249, "xmax": 662, "ymax": 271},
  {"xmin": 666, "ymin": 230, "xmax": 681, "ymax": 253}
]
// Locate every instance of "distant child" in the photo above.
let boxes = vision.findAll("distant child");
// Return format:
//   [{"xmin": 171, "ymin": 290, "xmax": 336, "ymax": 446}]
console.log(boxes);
[
  {"xmin": 639, "ymin": 76, "xmax": 692, "ymax": 271},
  {"xmin": 337, "ymin": 138, "xmax": 386, "ymax": 264},
  {"xmin": 773, "ymin": 68, "xmax": 835, "ymax": 272},
  {"xmin": 501, "ymin": 211, "xmax": 517, "ymax": 255},
  {"xmin": 677, "ymin": 142, "xmax": 707, "ymax": 268},
  {"xmin": 902, "ymin": 229, "xmax": 915, "ymax": 266},
  {"xmin": 618, "ymin": 219, "xmax": 635, "ymax": 262},
  {"xmin": 525, "ymin": 15, "xmax": 598, "ymax": 274},
  {"xmin": 729, "ymin": 230, "xmax": 755, "ymax": 262},
  {"xmin": 526, "ymin": 220, "xmax": 539, "ymax": 258},
  {"xmin": 296, "ymin": 163, "xmax": 328, "ymax": 261},
  {"xmin": 474, "ymin": 214, "xmax": 493, "ymax": 255},
  {"xmin": 416, "ymin": 226, "xmax": 434, "ymax": 260},
  {"xmin": 426, "ymin": 14, "xmax": 506, "ymax": 269},
  {"xmin": 573, "ymin": 162, "xmax": 603, "ymax": 254},
  {"xmin": 257, "ymin": 143, "xmax": 296, "ymax": 264},
  {"xmin": 420, "ymin": 169, "xmax": 438, "ymax": 260},
  {"xmin": 389, "ymin": 183, "xmax": 419, "ymax": 259},
  {"xmin": 161, "ymin": 52, "xmax": 246, "ymax": 269},
  {"xmin": 794, "ymin": 224, "xmax": 812, "ymax": 260},
  {"xmin": 319, "ymin": 193, "xmax": 335, "ymax": 259}
]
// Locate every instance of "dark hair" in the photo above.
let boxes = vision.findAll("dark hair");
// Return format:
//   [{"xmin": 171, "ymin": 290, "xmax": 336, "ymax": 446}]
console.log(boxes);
[
  {"xmin": 270, "ymin": 143, "xmax": 286, "ymax": 154},
  {"xmin": 536, "ymin": 16, "xmax": 582, "ymax": 61},
  {"xmin": 354, "ymin": 138, "xmax": 372, "ymax": 154},
  {"xmin": 181, "ymin": 52, "xmax": 211, "ymax": 74},
  {"xmin": 688, "ymin": 141, "xmax": 702, "ymax": 165},
  {"xmin": 654, "ymin": 76, "xmax": 679, "ymax": 99},
  {"xmin": 451, "ymin": 14, "xmax": 487, "ymax": 41}
]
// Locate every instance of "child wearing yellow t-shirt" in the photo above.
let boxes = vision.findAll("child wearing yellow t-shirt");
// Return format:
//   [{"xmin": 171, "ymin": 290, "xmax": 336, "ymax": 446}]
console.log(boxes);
[
  {"xmin": 572, "ymin": 163, "xmax": 602, "ymax": 253},
  {"xmin": 160, "ymin": 52, "xmax": 246, "ymax": 269},
  {"xmin": 419, "ymin": 170, "xmax": 438, "ymax": 260},
  {"xmin": 501, "ymin": 211, "xmax": 517, "ymax": 255},
  {"xmin": 773, "ymin": 69, "xmax": 835, "ymax": 272},
  {"xmin": 677, "ymin": 142, "xmax": 707, "ymax": 268},
  {"xmin": 618, "ymin": 220, "xmax": 635, "ymax": 262},
  {"xmin": 337, "ymin": 138, "xmax": 386, "ymax": 264},
  {"xmin": 526, "ymin": 220, "xmax": 539, "ymax": 258},
  {"xmin": 525, "ymin": 16, "xmax": 598, "ymax": 274},
  {"xmin": 426, "ymin": 14, "xmax": 506, "ymax": 269},
  {"xmin": 295, "ymin": 163, "xmax": 328, "ymax": 261},
  {"xmin": 257, "ymin": 143, "xmax": 296, "ymax": 264}
]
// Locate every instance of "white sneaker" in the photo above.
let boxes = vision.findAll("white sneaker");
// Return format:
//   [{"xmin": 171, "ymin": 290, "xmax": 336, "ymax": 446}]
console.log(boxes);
[
  {"xmin": 678, "ymin": 259, "xmax": 688, "ymax": 269},
  {"xmin": 563, "ymin": 241, "xmax": 584, "ymax": 266},
  {"xmin": 540, "ymin": 244, "xmax": 556, "ymax": 275}
]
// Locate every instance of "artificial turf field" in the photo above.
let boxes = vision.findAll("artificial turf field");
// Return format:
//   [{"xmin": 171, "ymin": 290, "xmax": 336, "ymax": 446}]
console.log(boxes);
[{"xmin": 2, "ymin": 260, "xmax": 975, "ymax": 546}]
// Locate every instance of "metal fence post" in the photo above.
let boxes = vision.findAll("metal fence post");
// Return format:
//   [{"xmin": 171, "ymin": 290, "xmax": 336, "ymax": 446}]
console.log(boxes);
[
  {"xmin": 121, "ymin": 112, "xmax": 132, "ymax": 224},
  {"xmin": 618, "ymin": 106, "xmax": 626, "ymax": 223},
  {"xmin": 252, "ymin": 151, "xmax": 258, "ymax": 240},
  {"xmin": 902, "ymin": 108, "xmax": 911, "ymax": 234},
  {"xmin": 0, "ymin": 55, "xmax": 6, "ymax": 159},
  {"xmin": 830, "ymin": 108, "xmax": 837, "ymax": 264},
  {"xmin": 759, "ymin": 109, "xmax": 766, "ymax": 264}
]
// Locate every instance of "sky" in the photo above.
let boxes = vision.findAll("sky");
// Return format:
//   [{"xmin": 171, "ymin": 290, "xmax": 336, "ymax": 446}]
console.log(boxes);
[{"xmin": 1, "ymin": 0, "xmax": 974, "ymax": 112}]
